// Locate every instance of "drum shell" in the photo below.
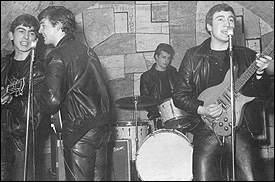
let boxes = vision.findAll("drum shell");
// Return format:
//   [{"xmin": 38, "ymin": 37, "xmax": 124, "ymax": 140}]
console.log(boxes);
[
  {"xmin": 113, "ymin": 121, "xmax": 149, "ymax": 160},
  {"xmin": 158, "ymin": 98, "xmax": 190, "ymax": 129}
]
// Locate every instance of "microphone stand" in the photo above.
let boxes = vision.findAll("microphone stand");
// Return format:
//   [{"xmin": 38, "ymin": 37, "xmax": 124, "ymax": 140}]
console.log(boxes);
[
  {"xmin": 23, "ymin": 40, "xmax": 37, "ymax": 181},
  {"xmin": 228, "ymin": 26, "xmax": 236, "ymax": 181}
]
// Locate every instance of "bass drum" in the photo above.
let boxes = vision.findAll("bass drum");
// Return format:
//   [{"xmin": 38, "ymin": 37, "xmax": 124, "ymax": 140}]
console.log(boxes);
[{"xmin": 136, "ymin": 129, "xmax": 193, "ymax": 181}]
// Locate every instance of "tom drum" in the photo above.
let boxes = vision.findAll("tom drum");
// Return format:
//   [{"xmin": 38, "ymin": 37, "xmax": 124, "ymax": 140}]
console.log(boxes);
[{"xmin": 158, "ymin": 98, "xmax": 191, "ymax": 129}]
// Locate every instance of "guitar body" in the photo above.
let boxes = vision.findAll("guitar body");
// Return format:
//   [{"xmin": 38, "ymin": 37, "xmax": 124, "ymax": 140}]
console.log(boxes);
[
  {"xmin": 197, "ymin": 39, "xmax": 274, "ymax": 136},
  {"xmin": 198, "ymin": 70, "xmax": 255, "ymax": 136}
]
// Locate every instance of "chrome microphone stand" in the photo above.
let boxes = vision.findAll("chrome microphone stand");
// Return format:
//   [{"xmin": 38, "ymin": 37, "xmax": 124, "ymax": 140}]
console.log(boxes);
[
  {"xmin": 228, "ymin": 26, "xmax": 236, "ymax": 181},
  {"xmin": 23, "ymin": 40, "xmax": 37, "ymax": 181}
]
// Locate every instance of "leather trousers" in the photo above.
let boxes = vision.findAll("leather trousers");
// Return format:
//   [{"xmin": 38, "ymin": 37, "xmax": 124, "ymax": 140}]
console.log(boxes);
[
  {"xmin": 3, "ymin": 139, "xmax": 35, "ymax": 181},
  {"xmin": 64, "ymin": 123, "xmax": 111, "ymax": 181},
  {"xmin": 192, "ymin": 122, "xmax": 263, "ymax": 181}
]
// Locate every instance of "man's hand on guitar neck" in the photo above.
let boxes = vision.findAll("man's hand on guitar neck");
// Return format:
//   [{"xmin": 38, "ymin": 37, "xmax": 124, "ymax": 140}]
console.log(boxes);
[
  {"xmin": 1, "ymin": 87, "xmax": 13, "ymax": 105},
  {"xmin": 255, "ymin": 54, "xmax": 273, "ymax": 75},
  {"xmin": 197, "ymin": 103, "xmax": 223, "ymax": 119}
]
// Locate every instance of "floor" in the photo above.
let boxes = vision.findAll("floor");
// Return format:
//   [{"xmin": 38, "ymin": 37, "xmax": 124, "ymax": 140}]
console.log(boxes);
[
  {"xmin": 30, "ymin": 120, "xmax": 275, "ymax": 181},
  {"xmin": 35, "ymin": 147, "xmax": 274, "ymax": 181}
]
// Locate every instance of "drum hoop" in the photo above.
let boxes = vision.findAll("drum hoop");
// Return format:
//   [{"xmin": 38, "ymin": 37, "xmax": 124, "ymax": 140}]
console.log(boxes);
[
  {"xmin": 162, "ymin": 116, "xmax": 188, "ymax": 123},
  {"xmin": 139, "ymin": 129, "xmax": 192, "ymax": 148},
  {"xmin": 158, "ymin": 97, "xmax": 173, "ymax": 106},
  {"xmin": 114, "ymin": 121, "xmax": 148, "ymax": 126}
]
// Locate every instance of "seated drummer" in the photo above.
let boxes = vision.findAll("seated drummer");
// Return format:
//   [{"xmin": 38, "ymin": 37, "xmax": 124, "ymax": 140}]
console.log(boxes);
[{"xmin": 140, "ymin": 43, "xmax": 180, "ymax": 131}]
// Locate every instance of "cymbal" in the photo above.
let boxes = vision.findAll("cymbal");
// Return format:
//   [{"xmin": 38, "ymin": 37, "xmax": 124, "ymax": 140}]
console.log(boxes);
[{"xmin": 115, "ymin": 96, "xmax": 159, "ymax": 110}]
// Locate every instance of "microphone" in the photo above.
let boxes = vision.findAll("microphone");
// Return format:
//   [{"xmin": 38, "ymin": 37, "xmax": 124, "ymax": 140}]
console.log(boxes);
[
  {"xmin": 227, "ymin": 26, "xmax": 234, "ymax": 58},
  {"xmin": 227, "ymin": 26, "xmax": 234, "ymax": 36},
  {"xmin": 30, "ymin": 40, "xmax": 38, "ymax": 49},
  {"xmin": 30, "ymin": 40, "xmax": 37, "ymax": 63}
]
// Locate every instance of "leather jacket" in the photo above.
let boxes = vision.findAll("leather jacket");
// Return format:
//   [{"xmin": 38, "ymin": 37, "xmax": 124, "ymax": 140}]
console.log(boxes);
[
  {"xmin": 173, "ymin": 38, "xmax": 271, "ymax": 133},
  {"xmin": 1, "ymin": 51, "xmax": 45, "ymax": 150},
  {"xmin": 39, "ymin": 34, "xmax": 110, "ymax": 137},
  {"xmin": 140, "ymin": 63, "xmax": 180, "ymax": 120}
]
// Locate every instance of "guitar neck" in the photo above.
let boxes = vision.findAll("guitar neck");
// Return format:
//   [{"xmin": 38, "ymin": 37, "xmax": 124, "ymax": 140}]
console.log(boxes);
[
  {"xmin": 233, "ymin": 39, "xmax": 274, "ymax": 93},
  {"xmin": 234, "ymin": 61, "xmax": 258, "ymax": 93}
]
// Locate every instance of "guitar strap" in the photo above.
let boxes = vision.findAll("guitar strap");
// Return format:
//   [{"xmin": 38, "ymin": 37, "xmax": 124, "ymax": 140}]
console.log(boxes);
[
  {"xmin": 67, "ymin": 49, "xmax": 110, "ymax": 113},
  {"xmin": 66, "ymin": 59, "xmax": 90, "ymax": 95},
  {"xmin": 62, "ymin": 50, "xmax": 110, "ymax": 149}
]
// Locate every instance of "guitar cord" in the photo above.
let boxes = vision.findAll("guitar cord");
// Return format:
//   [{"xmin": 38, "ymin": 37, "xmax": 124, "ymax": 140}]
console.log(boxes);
[
  {"xmin": 203, "ymin": 118, "xmax": 224, "ymax": 146},
  {"xmin": 51, "ymin": 113, "xmax": 77, "ymax": 180},
  {"xmin": 214, "ymin": 131, "xmax": 224, "ymax": 146}
]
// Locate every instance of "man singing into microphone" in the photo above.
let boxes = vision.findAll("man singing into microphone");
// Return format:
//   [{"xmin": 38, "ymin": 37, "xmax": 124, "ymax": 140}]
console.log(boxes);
[
  {"xmin": 173, "ymin": 3, "xmax": 273, "ymax": 181},
  {"xmin": 1, "ymin": 14, "xmax": 45, "ymax": 181}
]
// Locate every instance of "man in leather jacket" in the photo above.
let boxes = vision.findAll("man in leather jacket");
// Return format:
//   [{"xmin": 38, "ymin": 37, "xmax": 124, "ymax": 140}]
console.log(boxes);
[
  {"xmin": 1, "ymin": 14, "xmax": 45, "ymax": 181},
  {"xmin": 37, "ymin": 6, "xmax": 111, "ymax": 181},
  {"xmin": 140, "ymin": 43, "xmax": 188, "ymax": 131},
  {"xmin": 173, "ymin": 3, "xmax": 273, "ymax": 181}
]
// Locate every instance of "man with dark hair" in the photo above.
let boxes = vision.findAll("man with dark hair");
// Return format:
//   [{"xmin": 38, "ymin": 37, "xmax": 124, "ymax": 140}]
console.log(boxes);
[
  {"xmin": 140, "ymin": 43, "xmax": 189, "ymax": 131},
  {"xmin": 173, "ymin": 3, "xmax": 273, "ymax": 181},
  {"xmin": 37, "ymin": 6, "xmax": 111, "ymax": 181},
  {"xmin": 1, "ymin": 14, "xmax": 45, "ymax": 181}
]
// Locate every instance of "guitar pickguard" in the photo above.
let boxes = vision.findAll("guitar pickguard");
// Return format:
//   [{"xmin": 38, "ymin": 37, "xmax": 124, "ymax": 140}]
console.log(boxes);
[{"xmin": 198, "ymin": 71, "xmax": 255, "ymax": 136}]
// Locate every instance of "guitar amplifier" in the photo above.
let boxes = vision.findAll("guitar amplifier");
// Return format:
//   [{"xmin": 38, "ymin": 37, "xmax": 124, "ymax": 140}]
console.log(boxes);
[{"xmin": 108, "ymin": 139, "xmax": 131, "ymax": 181}]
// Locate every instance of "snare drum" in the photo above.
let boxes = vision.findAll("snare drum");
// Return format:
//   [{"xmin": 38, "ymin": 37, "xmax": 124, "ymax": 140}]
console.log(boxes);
[
  {"xmin": 136, "ymin": 129, "xmax": 193, "ymax": 181},
  {"xmin": 158, "ymin": 98, "xmax": 191, "ymax": 129},
  {"xmin": 113, "ymin": 121, "xmax": 149, "ymax": 160}
]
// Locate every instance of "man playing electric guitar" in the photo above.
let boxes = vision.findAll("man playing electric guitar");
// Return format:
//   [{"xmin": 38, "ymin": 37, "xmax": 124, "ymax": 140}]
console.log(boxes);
[{"xmin": 173, "ymin": 3, "xmax": 273, "ymax": 181}]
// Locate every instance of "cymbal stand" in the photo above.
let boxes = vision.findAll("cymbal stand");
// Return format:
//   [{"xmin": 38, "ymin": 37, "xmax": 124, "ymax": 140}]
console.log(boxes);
[
  {"xmin": 134, "ymin": 95, "xmax": 139, "ymax": 160},
  {"xmin": 132, "ymin": 96, "xmax": 140, "ymax": 181}
]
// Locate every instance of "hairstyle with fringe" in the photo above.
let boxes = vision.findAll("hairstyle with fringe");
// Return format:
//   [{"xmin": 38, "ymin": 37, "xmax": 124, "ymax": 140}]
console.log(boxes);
[
  {"xmin": 154, "ymin": 43, "xmax": 175, "ymax": 61},
  {"xmin": 38, "ymin": 6, "xmax": 76, "ymax": 35},
  {"xmin": 205, "ymin": 3, "xmax": 236, "ymax": 35},
  {"xmin": 10, "ymin": 14, "xmax": 40, "ymax": 36}
]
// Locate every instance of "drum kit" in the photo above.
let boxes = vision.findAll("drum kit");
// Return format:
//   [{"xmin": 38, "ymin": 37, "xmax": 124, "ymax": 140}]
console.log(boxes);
[{"xmin": 114, "ymin": 95, "xmax": 193, "ymax": 181}]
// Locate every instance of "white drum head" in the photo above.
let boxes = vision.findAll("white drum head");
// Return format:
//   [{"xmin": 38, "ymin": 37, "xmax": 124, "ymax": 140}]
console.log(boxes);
[{"xmin": 136, "ymin": 129, "xmax": 193, "ymax": 181}]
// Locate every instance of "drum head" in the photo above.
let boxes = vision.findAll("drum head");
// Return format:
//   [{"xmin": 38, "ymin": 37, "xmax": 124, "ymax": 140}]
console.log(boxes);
[{"xmin": 136, "ymin": 129, "xmax": 193, "ymax": 181}]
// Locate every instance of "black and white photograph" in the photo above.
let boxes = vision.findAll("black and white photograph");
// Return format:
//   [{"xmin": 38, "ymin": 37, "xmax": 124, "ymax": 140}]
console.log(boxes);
[{"xmin": 1, "ymin": 1, "xmax": 274, "ymax": 181}]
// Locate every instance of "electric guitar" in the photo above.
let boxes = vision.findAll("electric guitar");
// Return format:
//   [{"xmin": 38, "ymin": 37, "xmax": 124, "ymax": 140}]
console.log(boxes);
[
  {"xmin": 50, "ymin": 111, "xmax": 66, "ymax": 181},
  {"xmin": 1, "ymin": 77, "xmax": 25, "ymax": 99},
  {"xmin": 198, "ymin": 39, "xmax": 274, "ymax": 137}
]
